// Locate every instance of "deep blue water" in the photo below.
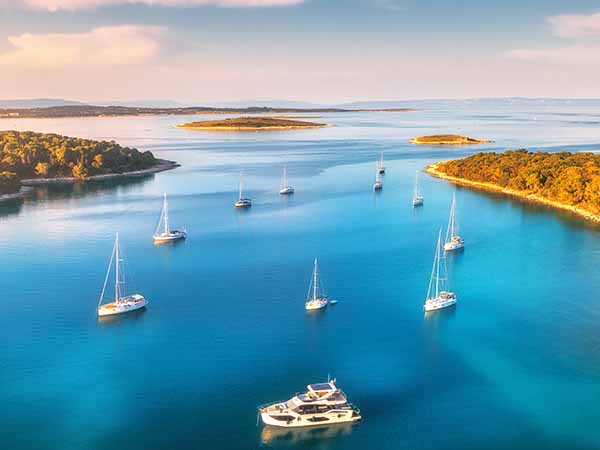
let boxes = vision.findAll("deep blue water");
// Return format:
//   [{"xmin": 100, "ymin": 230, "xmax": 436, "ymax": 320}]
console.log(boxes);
[{"xmin": 2, "ymin": 107, "xmax": 600, "ymax": 450}]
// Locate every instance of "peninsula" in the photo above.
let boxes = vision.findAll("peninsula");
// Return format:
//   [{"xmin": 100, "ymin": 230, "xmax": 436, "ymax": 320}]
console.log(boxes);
[
  {"xmin": 177, "ymin": 116, "xmax": 327, "ymax": 131},
  {"xmin": 410, "ymin": 134, "xmax": 491, "ymax": 145},
  {"xmin": 0, "ymin": 130, "xmax": 174, "ymax": 198},
  {"xmin": 426, "ymin": 150, "xmax": 600, "ymax": 223}
]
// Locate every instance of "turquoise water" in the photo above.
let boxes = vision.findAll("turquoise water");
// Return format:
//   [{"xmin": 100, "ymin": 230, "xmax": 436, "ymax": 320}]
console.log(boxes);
[{"xmin": 2, "ymin": 107, "xmax": 600, "ymax": 450}]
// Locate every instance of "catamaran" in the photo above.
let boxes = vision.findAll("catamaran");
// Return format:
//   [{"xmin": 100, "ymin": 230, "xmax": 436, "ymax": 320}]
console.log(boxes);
[
  {"xmin": 412, "ymin": 171, "xmax": 424, "ymax": 206},
  {"xmin": 378, "ymin": 152, "xmax": 386, "ymax": 174},
  {"xmin": 373, "ymin": 163, "xmax": 383, "ymax": 191},
  {"xmin": 424, "ymin": 229, "xmax": 457, "ymax": 312},
  {"xmin": 153, "ymin": 193, "xmax": 186, "ymax": 243},
  {"xmin": 97, "ymin": 233, "xmax": 148, "ymax": 317},
  {"xmin": 258, "ymin": 379, "xmax": 361, "ymax": 428},
  {"xmin": 235, "ymin": 172, "xmax": 252, "ymax": 208},
  {"xmin": 444, "ymin": 193, "xmax": 464, "ymax": 251},
  {"xmin": 279, "ymin": 165, "xmax": 294, "ymax": 195},
  {"xmin": 305, "ymin": 258, "xmax": 328, "ymax": 311}
]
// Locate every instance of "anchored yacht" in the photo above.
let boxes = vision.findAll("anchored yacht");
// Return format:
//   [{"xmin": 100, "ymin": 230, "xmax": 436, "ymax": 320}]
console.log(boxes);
[
  {"xmin": 305, "ymin": 258, "xmax": 328, "ymax": 311},
  {"xmin": 97, "ymin": 233, "xmax": 148, "ymax": 317},
  {"xmin": 378, "ymin": 152, "xmax": 385, "ymax": 174},
  {"xmin": 412, "ymin": 171, "xmax": 424, "ymax": 207},
  {"xmin": 444, "ymin": 193, "xmax": 464, "ymax": 251},
  {"xmin": 373, "ymin": 163, "xmax": 383, "ymax": 191},
  {"xmin": 235, "ymin": 172, "xmax": 252, "ymax": 208},
  {"xmin": 258, "ymin": 379, "xmax": 361, "ymax": 428},
  {"xmin": 153, "ymin": 193, "xmax": 186, "ymax": 243},
  {"xmin": 424, "ymin": 229, "xmax": 457, "ymax": 312},
  {"xmin": 279, "ymin": 165, "xmax": 294, "ymax": 195}
]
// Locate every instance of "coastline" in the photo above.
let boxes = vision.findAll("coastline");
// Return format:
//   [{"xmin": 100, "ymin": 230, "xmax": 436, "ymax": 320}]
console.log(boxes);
[
  {"xmin": 0, "ymin": 186, "xmax": 33, "ymax": 203},
  {"xmin": 426, "ymin": 162, "xmax": 600, "ymax": 224},
  {"xmin": 21, "ymin": 159, "xmax": 179, "ymax": 186}
]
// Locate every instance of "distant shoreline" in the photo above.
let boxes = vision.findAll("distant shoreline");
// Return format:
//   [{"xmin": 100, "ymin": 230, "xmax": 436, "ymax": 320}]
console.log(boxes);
[
  {"xmin": 425, "ymin": 162, "xmax": 600, "ymax": 224},
  {"xmin": 21, "ymin": 159, "xmax": 179, "ymax": 186}
]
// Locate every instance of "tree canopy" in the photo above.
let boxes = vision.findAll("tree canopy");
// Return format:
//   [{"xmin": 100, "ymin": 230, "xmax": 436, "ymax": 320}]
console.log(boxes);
[
  {"xmin": 0, "ymin": 130, "xmax": 157, "ymax": 194},
  {"xmin": 437, "ymin": 150, "xmax": 600, "ymax": 214}
]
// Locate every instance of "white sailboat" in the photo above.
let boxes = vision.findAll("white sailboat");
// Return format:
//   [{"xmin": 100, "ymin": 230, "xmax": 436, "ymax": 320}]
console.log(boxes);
[
  {"xmin": 373, "ymin": 163, "xmax": 383, "ymax": 191},
  {"xmin": 444, "ymin": 193, "xmax": 464, "ymax": 251},
  {"xmin": 305, "ymin": 258, "xmax": 328, "ymax": 311},
  {"xmin": 153, "ymin": 193, "xmax": 186, "ymax": 243},
  {"xmin": 378, "ymin": 152, "xmax": 386, "ymax": 174},
  {"xmin": 279, "ymin": 165, "xmax": 294, "ymax": 195},
  {"xmin": 412, "ymin": 171, "xmax": 424, "ymax": 206},
  {"xmin": 424, "ymin": 229, "xmax": 457, "ymax": 312},
  {"xmin": 97, "ymin": 233, "xmax": 148, "ymax": 317},
  {"xmin": 235, "ymin": 172, "xmax": 252, "ymax": 208}
]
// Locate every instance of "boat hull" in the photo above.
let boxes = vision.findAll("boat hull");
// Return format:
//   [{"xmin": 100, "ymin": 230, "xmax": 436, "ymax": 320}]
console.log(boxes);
[
  {"xmin": 413, "ymin": 197, "xmax": 424, "ymax": 206},
  {"xmin": 444, "ymin": 239, "xmax": 464, "ymax": 251},
  {"xmin": 153, "ymin": 230, "xmax": 186, "ymax": 242},
  {"xmin": 98, "ymin": 295, "xmax": 148, "ymax": 316},
  {"xmin": 424, "ymin": 295, "xmax": 457, "ymax": 312},
  {"xmin": 279, "ymin": 187, "xmax": 294, "ymax": 195},
  {"xmin": 373, "ymin": 182, "xmax": 383, "ymax": 191},
  {"xmin": 260, "ymin": 407, "xmax": 361, "ymax": 428},
  {"xmin": 305, "ymin": 298, "xmax": 328, "ymax": 311},
  {"xmin": 235, "ymin": 199, "xmax": 252, "ymax": 208}
]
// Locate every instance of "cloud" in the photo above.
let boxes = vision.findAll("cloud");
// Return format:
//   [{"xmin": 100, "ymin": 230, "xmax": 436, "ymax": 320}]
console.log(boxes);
[
  {"xmin": 0, "ymin": 25, "xmax": 165, "ymax": 68},
  {"xmin": 16, "ymin": 0, "xmax": 304, "ymax": 11},
  {"xmin": 549, "ymin": 12, "xmax": 600, "ymax": 39},
  {"xmin": 506, "ymin": 11, "xmax": 600, "ymax": 66}
]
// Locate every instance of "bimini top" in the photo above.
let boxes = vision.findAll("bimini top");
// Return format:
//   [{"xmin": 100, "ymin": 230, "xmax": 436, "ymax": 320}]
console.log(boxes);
[{"xmin": 308, "ymin": 382, "xmax": 336, "ymax": 393}]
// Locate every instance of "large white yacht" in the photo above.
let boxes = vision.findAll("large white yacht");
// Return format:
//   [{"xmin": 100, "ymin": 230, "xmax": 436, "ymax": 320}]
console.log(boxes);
[
  {"xmin": 97, "ymin": 233, "xmax": 148, "ymax": 317},
  {"xmin": 235, "ymin": 172, "xmax": 252, "ymax": 208},
  {"xmin": 258, "ymin": 379, "xmax": 362, "ymax": 428}
]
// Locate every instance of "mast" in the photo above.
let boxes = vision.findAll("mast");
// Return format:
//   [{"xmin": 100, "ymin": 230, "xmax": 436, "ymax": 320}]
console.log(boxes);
[
  {"xmin": 380, "ymin": 151, "xmax": 384, "ymax": 167},
  {"xmin": 115, "ymin": 232, "xmax": 120, "ymax": 303},
  {"xmin": 416, "ymin": 172, "xmax": 421, "ymax": 197},
  {"xmin": 375, "ymin": 163, "xmax": 380, "ymax": 183},
  {"xmin": 163, "ymin": 193, "xmax": 169, "ymax": 234},
  {"xmin": 239, "ymin": 173, "xmax": 243, "ymax": 200},
  {"xmin": 435, "ymin": 230, "xmax": 441, "ymax": 298},
  {"xmin": 313, "ymin": 258, "xmax": 318, "ymax": 301},
  {"xmin": 282, "ymin": 166, "xmax": 287, "ymax": 188},
  {"xmin": 445, "ymin": 194, "xmax": 456, "ymax": 242}
]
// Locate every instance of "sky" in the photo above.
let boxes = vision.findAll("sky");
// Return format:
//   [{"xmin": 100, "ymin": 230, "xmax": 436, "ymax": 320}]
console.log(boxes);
[{"xmin": 0, "ymin": 0, "xmax": 599, "ymax": 103}]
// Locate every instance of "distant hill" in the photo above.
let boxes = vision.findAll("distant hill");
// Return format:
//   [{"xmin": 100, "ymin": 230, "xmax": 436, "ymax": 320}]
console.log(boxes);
[{"xmin": 0, "ymin": 98, "xmax": 88, "ymax": 109}]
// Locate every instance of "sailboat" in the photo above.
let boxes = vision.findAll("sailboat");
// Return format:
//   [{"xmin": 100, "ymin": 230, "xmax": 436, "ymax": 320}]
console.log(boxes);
[
  {"xmin": 378, "ymin": 152, "xmax": 386, "ymax": 174},
  {"xmin": 279, "ymin": 165, "xmax": 294, "ymax": 195},
  {"xmin": 424, "ymin": 229, "xmax": 457, "ymax": 312},
  {"xmin": 412, "ymin": 171, "xmax": 424, "ymax": 206},
  {"xmin": 444, "ymin": 193, "xmax": 464, "ymax": 251},
  {"xmin": 373, "ymin": 162, "xmax": 383, "ymax": 191},
  {"xmin": 153, "ymin": 193, "xmax": 186, "ymax": 243},
  {"xmin": 235, "ymin": 172, "xmax": 252, "ymax": 208},
  {"xmin": 305, "ymin": 258, "xmax": 328, "ymax": 311},
  {"xmin": 97, "ymin": 233, "xmax": 148, "ymax": 317}
]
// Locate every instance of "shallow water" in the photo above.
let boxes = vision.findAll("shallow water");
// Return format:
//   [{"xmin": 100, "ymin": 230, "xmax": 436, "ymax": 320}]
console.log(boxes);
[{"xmin": 2, "ymin": 106, "xmax": 600, "ymax": 450}]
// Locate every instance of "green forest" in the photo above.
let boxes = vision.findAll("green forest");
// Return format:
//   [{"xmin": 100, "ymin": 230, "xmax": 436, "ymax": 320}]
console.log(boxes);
[
  {"xmin": 0, "ymin": 130, "xmax": 157, "ymax": 194},
  {"xmin": 437, "ymin": 150, "xmax": 600, "ymax": 214}
]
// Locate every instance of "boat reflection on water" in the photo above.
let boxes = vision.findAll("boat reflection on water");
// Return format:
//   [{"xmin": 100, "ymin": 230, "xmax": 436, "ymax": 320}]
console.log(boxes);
[{"xmin": 260, "ymin": 422, "xmax": 355, "ymax": 446}]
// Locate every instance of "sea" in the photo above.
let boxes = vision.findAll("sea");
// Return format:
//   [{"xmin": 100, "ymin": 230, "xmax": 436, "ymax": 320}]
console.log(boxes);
[{"xmin": 2, "ymin": 105, "xmax": 600, "ymax": 450}]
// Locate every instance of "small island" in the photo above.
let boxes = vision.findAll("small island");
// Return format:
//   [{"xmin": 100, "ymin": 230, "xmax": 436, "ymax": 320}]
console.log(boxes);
[
  {"xmin": 0, "ymin": 130, "xmax": 175, "ymax": 199},
  {"xmin": 426, "ymin": 150, "xmax": 600, "ymax": 223},
  {"xmin": 177, "ymin": 116, "xmax": 327, "ymax": 131},
  {"xmin": 410, "ymin": 134, "xmax": 492, "ymax": 145}
]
